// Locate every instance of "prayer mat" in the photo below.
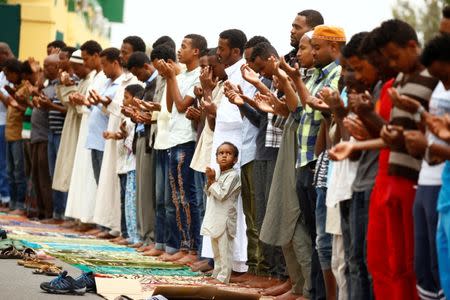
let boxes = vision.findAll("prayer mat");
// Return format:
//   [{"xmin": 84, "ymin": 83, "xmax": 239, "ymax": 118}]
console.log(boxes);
[{"xmin": 0, "ymin": 213, "xmax": 272, "ymax": 299}]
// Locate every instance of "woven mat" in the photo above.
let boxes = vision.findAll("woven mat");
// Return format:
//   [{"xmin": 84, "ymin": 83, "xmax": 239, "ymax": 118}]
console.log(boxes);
[{"xmin": 0, "ymin": 213, "xmax": 269, "ymax": 299}]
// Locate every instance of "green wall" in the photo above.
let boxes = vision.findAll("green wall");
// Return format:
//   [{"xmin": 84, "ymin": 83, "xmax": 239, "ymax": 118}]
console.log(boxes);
[{"xmin": 0, "ymin": 4, "xmax": 21, "ymax": 57}]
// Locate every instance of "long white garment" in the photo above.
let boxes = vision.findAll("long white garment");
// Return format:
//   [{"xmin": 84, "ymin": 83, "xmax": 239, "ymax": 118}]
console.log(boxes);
[
  {"xmin": 201, "ymin": 58, "xmax": 253, "ymax": 273},
  {"xmin": 93, "ymin": 72, "xmax": 142, "ymax": 231},
  {"xmin": 65, "ymin": 70, "xmax": 107, "ymax": 222}
]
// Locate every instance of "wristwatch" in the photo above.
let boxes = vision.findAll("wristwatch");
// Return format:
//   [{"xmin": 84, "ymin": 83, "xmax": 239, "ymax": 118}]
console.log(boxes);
[{"xmin": 416, "ymin": 105, "xmax": 425, "ymax": 117}]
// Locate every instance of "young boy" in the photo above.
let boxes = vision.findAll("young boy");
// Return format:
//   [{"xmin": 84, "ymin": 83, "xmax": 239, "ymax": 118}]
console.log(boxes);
[
  {"xmin": 201, "ymin": 142, "xmax": 241, "ymax": 284},
  {"xmin": 104, "ymin": 84, "xmax": 144, "ymax": 245}
]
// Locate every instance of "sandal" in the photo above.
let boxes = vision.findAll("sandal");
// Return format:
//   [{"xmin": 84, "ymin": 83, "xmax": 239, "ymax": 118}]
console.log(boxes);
[
  {"xmin": 24, "ymin": 260, "xmax": 59, "ymax": 269},
  {"xmin": 32, "ymin": 265, "xmax": 62, "ymax": 276},
  {"xmin": 0, "ymin": 246, "xmax": 23, "ymax": 259},
  {"xmin": 22, "ymin": 247, "xmax": 36, "ymax": 258}
]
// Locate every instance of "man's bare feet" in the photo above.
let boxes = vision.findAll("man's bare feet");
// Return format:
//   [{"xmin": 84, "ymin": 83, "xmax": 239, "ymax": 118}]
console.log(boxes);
[
  {"xmin": 229, "ymin": 272, "xmax": 258, "ymax": 283},
  {"xmin": 110, "ymin": 236, "xmax": 124, "ymax": 243},
  {"xmin": 137, "ymin": 244, "xmax": 154, "ymax": 252},
  {"xmin": 206, "ymin": 278, "xmax": 225, "ymax": 285},
  {"xmin": 9, "ymin": 209, "xmax": 26, "ymax": 216},
  {"xmin": 160, "ymin": 251, "xmax": 187, "ymax": 262},
  {"xmin": 74, "ymin": 223, "xmax": 95, "ymax": 232},
  {"xmin": 174, "ymin": 253, "xmax": 198, "ymax": 265},
  {"xmin": 117, "ymin": 239, "xmax": 130, "ymax": 246},
  {"xmin": 261, "ymin": 279, "xmax": 291, "ymax": 296},
  {"xmin": 96, "ymin": 231, "xmax": 115, "ymax": 239},
  {"xmin": 275, "ymin": 291, "xmax": 300, "ymax": 300},
  {"xmin": 191, "ymin": 259, "xmax": 213, "ymax": 272},
  {"xmin": 60, "ymin": 220, "xmax": 78, "ymax": 228},
  {"xmin": 129, "ymin": 242, "xmax": 144, "ymax": 249},
  {"xmin": 85, "ymin": 228, "xmax": 102, "ymax": 236},
  {"xmin": 244, "ymin": 276, "xmax": 282, "ymax": 289},
  {"xmin": 40, "ymin": 218, "xmax": 63, "ymax": 224},
  {"xmin": 142, "ymin": 248, "xmax": 165, "ymax": 256}
]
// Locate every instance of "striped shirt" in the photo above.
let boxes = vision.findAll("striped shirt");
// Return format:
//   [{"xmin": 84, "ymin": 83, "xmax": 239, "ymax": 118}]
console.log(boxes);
[
  {"xmin": 388, "ymin": 69, "xmax": 438, "ymax": 181},
  {"xmin": 295, "ymin": 61, "xmax": 341, "ymax": 168},
  {"xmin": 46, "ymin": 80, "xmax": 65, "ymax": 134}
]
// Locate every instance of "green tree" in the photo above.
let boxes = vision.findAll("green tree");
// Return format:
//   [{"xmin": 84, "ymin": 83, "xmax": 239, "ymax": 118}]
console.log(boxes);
[{"xmin": 392, "ymin": 0, "xmax": 449, "ymax": 43}]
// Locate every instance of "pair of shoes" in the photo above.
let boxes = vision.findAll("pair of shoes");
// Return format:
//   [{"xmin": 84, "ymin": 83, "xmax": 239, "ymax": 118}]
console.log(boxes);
[{"xmin": 40, "ymin": 271, "xmax": 96, "ymax": 295}]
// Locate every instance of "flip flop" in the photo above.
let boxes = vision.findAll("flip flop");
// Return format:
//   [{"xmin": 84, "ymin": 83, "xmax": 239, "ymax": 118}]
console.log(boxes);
[{"xmin": 0, "ymin": 246, "xmax": 23, "ymax": 259}]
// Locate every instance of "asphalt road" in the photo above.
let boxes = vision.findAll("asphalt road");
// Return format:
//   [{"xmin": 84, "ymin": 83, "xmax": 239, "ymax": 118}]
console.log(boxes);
[{"xmin": 0, "ymin": 258, "xmax": 102, "ymax": 300}]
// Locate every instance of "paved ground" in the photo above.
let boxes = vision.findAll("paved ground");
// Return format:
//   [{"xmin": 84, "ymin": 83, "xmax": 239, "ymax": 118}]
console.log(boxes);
[{"xmin": 0, "ymin": 258, "xmax": 102, "ymax": 299}]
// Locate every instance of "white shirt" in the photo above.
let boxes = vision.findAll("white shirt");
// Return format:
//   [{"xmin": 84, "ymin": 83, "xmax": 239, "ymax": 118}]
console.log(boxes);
[
  {"xmin": 418, "ymin": 82, "xmax": 450, "ymax": 186},
  {"xmin": 223, "ymin": 58, "xmax": 258, "ymax": 166},
  {"xmin": 153, "ymin": 86, "xmax": 171, "ymax": 150},
  {"xmin": 0, "ymin": 72, "xmax": 11, "ymax": 125},
  {"xmin": 168, "ymin": 67, "xmax": 200, "ymax": 147}
]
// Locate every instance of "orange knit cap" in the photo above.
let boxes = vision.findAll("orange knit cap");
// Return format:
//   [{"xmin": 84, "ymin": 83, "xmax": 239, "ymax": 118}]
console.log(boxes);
[{"xmin": 312, "ymin": 25, "xmax": 346, "ymax": 42}]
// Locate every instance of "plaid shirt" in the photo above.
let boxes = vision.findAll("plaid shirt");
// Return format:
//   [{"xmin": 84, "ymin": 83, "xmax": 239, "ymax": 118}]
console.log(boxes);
[
  {"xmin": 265, "ymin": 83, "xmax": 283, "ymax": 148},
  {"xmin": 295, "ymin": 61, "xmax": 341, "ymax": 168}
]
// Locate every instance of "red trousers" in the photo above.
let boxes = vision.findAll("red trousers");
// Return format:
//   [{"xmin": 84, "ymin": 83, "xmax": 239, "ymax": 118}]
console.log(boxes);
[{"xmin": 367, "ymin": 175, "xmax": 419, "ymax": 300}]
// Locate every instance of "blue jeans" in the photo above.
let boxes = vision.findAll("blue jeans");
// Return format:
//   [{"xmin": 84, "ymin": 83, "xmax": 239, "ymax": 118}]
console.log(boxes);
[
  {"xmin": 414, "ymin": 185, "xmax": 443, "ymax": 300},
  {"xmin": 167, "ymin": 142, "xmax": 200, "ymax": 252},
  {"xmin": 119, "ymin": 174, "xmax": 128, "ymax": 239},
  {"xmin": 194, "ymin": 171, "xmax": 206, "ymax": 255},
  {"xmin": 48, "ymin": 132, "xmax": 67, "ymax": 219},
  {"xmin": 6, "ymin": 140, "xmax": 26, "ymax": 210},
  {"xmin": 0, "ymin": 125, "xmax": 9, "ymax": 202},
  {"xmin": 91, "ymin": 149, "xmax": 103, "ymax": 185},
  {"xmin": 315, "ymin": 187, "xmax": 332, "ymax": 270},
  {"xmin": 437, "ymin": 208, "xmax": 450, "ymax": 299},
  {"xmin": 155, "ymin": 149, "xmax": 169, "ymax": 251},
  {"xmin": 341, "ymin": 190, "xmax": 374, "ymax": 300}
]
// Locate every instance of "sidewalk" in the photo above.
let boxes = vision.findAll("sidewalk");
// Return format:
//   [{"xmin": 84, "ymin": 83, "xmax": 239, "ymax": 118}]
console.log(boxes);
[{"xmin": 0, "ymin": 258, "xmax": 101, "ymax": 300}]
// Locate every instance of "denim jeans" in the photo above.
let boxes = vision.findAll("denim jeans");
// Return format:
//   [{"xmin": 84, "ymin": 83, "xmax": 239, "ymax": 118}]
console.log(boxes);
[
  {"xmin": 0, "ymin": 125, "xmax": 10, "ymax": 202},
  {"xmin": 155, "ymin": 149, "xmax": 169, "ymax": 251},
  {"xmin": 119, "ymin": 174, "xmax": 128, "ymax": 239},
  {"xmin": 194, "ymin": 171, "xmax": 206, "ymax": 255},
  {"xmin": 414, "ymin": 185, "xmax": 443, "ymax": 300},
  {"xmin": 296, "ymin": 163, "xmax": 325, "ymax": 300},
  {"xmin": 167, "ymin": 142, "xmax": 200, "ymax": 252},
  {"xmin": 6, "ymin": 140, "xmax": 26, "ymax": 210},
  {"xmin": 48, "ymin": 132, "xmax": 67, "ymax": 219},
  {"xmin": 91, "ymin": 149, "xmax": 103, "ymax": 185},
  {"xmin": 341, "ymin": 190, "xmax": 374, "ymax": 300},
  {"xmin": 315, "ymin": 187, "xmax": 332, "ymax": 270},
  {"xmin": 437, "ymin": 208, "xmax": 450, "ymax": 299}
]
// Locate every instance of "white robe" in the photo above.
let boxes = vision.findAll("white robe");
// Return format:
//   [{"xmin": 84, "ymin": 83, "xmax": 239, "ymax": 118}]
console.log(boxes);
[
  {"xmin": 201, "ymin": 58, "xmax": 253, "ymax": 273},
  {"xmin": 93, "ymin": 72, "xmax": 143, "ymax": 232},
  {"xmin": 65, "ymin": 70, "xmax": 107, "ymax": 222}
]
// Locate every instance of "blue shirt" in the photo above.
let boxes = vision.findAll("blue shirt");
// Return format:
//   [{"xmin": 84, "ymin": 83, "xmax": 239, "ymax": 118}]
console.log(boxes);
[
  {"xmin": 136, "ymin": 70, "xmax": 158, "ymax": 133},
  {"xmin": 85, "ymin": 74, "xmax": 123, "ymax": 151}
]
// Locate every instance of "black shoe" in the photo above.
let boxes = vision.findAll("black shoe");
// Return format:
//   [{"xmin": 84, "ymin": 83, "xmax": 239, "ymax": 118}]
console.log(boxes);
[
  {"xmin": 75, "ymin": 271, "xmax": 96, "ymax": 293},
  {"xmin": 40, "ymin": 271, "xmax": 86, "ymax": 295},
  {"xmin": 0, "ymin": 229, "xmax": 6, "ymax": 240}
]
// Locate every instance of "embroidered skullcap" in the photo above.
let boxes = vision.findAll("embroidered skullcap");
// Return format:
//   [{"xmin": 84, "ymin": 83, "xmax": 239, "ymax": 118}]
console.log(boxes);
[{"xmin": 312, "ymin": 25, "xmax": 346, "ymax": 42}]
